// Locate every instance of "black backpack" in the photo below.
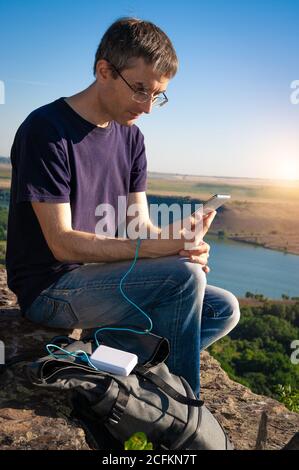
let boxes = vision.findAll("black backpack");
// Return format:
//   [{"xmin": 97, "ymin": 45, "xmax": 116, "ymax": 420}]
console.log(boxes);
[{"xmin": 26, "ymin": 330, "xmax": 233, "ymax": 451}]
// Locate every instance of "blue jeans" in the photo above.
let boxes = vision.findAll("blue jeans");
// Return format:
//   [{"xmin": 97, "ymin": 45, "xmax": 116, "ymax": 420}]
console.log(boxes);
[{"xmin": 25, "ymin": 255, "xmax": 240, "ymax": 396}]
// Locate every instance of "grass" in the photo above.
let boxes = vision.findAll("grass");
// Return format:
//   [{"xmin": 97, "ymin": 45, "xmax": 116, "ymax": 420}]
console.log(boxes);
[
  {"xmin": 147, "ymin": 179, "xmax": 299, "ymax": 202},
  {"xmin": 0, "ymin": 164, "xmax": 11, "ymax": 190}
]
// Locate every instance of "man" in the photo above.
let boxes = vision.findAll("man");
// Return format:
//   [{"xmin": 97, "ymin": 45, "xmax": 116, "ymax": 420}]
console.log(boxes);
[{"xmin": 6, "ymin": 17, "xmax": 240, "ymax": 396}]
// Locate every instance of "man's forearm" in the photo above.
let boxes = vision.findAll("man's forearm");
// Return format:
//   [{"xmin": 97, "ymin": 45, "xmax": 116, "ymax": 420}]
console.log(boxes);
[
  {"xmin": 143, "ymin": 221, "xmax": 181, "ymax": 241},
  {"xmin": 54, "ymin": 229, "xmax": 183, "ymax": 264}
]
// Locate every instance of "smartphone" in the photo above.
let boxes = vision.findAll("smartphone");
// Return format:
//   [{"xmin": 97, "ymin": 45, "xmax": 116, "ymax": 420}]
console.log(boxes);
[{"xmin": 198, "ymin": 194, "xmax": 231, "ymax": 215}]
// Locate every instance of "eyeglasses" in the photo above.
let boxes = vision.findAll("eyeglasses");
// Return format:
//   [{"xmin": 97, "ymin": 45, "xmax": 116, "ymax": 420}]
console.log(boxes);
[{"xmin": 107, "ymin": 61, "xmax": 168, "ymax": 107}]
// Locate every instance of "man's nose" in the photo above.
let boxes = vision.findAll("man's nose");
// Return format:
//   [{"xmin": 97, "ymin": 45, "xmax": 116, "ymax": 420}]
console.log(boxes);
[{"xmin": 140, "ymin": 99, "xmax": 153, "ymax": 114}]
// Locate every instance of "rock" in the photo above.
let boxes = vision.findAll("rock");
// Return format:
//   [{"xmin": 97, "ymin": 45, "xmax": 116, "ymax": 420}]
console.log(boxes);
[{"xmin": 0, "ymin": 267, "xmax": 299, "ymax": 450}]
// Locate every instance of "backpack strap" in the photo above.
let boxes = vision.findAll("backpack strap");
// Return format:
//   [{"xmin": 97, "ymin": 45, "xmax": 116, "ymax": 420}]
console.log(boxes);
[
  {"xmin": 106, "ymin": 383, "xmax": 131, "ymax": 426},
  {"xmin": 135, "ymin": 365, "xmax": 204, "ymax": 407},
  {"xmin": 166, "ymin": 377, "xmax": 203, "ymax": 449}
]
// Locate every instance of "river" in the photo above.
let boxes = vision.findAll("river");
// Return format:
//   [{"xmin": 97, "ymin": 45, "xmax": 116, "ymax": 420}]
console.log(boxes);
[{"xmin": 205, "ymin": 235, "xmax": 299, "ymax": 299}]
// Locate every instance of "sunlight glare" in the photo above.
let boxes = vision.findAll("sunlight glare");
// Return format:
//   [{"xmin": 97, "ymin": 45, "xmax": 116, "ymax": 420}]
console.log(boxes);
[{"xmin": 278, "ymin": 159, "xmax": 299, "ymax": 181}]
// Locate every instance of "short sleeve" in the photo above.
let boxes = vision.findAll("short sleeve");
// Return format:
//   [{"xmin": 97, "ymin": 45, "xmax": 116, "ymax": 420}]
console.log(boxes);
[
  {"xmin": 129, "ymin": 127, "xmax": 147, "ymax": 193},
  {"xmin": 13, "ymin": 116, "xmax": 71, "ymax": 204}
]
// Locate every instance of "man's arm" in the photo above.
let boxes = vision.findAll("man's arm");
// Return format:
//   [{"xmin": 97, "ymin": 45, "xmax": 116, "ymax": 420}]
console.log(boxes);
[
  {"xmin": 126, "ymin": 191, "xmax": 162, "ymax": 238},
  {"xmin": 31, "ymin": 200, "xmax": 183, "ymax": 264},
  {"xmin": 126, "ymin": 191, "xmax": 216, "ymax": 240},
  {"xmin": 126, "ymin": 192, "xmax": 215, "ymax": 272}
]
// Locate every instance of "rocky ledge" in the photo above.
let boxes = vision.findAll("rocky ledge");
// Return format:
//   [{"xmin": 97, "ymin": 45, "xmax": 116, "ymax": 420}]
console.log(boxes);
[{"xmin": 0, "ymin": 268, "xmax": 298, "ymax": 450}]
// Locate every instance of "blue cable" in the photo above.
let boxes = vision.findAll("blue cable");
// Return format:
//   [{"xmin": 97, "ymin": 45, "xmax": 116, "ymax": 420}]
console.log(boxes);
[
  {"xmin": 94, "ymin": 238, "xmax": 152, "ymax": 347},
  {"xmin": 46, "ymin": 343, "xmax": 98, "ymax": 370},
  {"xmin": 46, "ymin": 238, "xmax": 152, "ymax": 366}
]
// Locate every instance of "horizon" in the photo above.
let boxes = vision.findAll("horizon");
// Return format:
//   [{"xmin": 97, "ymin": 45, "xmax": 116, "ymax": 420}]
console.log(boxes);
[
  {"xmin": 1, "ymin": 154, "xmax": 298, "ymax": 185},
  {"xmin": 147, "ymin": 170, "xmax": 299, "ymax": 184}
]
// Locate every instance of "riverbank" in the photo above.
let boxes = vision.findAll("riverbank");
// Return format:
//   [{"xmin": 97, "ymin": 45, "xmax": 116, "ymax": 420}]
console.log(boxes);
[
  {"xmin": 147, "ymin": 189, "xmax": 299, "ymax": 256},
  {"xmin": 214, "ymin": 232, "xmax": 299, "ymax": 256}
]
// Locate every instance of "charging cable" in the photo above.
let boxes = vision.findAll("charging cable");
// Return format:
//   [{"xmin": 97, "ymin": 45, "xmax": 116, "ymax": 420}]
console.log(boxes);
[
  {"xmin": 46, "ymin": 238, "xmax": 152, "ymax": 366},
  {"xmin": 45, "ymin": 343, "xmax": 98, "ymax": 369},
  {"xmin": 94, "ymin": 237, "xmax": 152, "ymax": 346}
]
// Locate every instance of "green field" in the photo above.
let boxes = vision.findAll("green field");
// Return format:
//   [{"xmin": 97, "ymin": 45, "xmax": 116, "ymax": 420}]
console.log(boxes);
[
  {"xmin": 0, "ymin": 164, "xmax": 11, "ymax": 178},
  {"xmin": 147, "ymin": 178, "xmax": 299, "ymax": 202},
  {"xmin": 0, "ymin": 164, "xmax": 12, "ymax": 188}
]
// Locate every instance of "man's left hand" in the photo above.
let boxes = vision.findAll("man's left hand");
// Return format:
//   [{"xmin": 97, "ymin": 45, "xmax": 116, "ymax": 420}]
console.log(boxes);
[{"xmin": 179, "ymin": 240, "xmax": 210, "ymax": 272}]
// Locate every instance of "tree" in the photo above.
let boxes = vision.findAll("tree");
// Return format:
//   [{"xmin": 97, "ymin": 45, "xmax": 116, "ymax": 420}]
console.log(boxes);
[{"xmin": 209, "ymin": 303, "xmax": 299, "ymax": 406}]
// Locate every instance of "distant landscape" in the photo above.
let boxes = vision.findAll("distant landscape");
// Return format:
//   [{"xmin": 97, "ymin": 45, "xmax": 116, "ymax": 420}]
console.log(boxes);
[
  {"xmin": 1, "ymin": 158, "xmax": 299, "ymax": 260},
  {"xmin": 147, "ymin": 171, "xmax": 299, "ymax": 256}
]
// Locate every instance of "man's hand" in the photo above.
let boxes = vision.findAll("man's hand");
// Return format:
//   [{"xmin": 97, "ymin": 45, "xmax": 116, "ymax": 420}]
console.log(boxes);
[
  {"xmin": 188, "ymin": 210, "xmax": 217, "ymax": 239},
  {"xmin": 168, "ymin": 210, "xmax": 216, "ymax": 241},
  {"xmin": 179, "ymin": 240, "xmax": 210, "ymax": 272},
  {"xmin": 176, "ymin": 210, "xmax": 217, "ymax": 272}
]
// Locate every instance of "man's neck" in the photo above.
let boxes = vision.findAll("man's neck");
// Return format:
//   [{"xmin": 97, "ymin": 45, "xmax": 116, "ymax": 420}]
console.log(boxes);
[{"xmin": 65, "ymin": 83, "xmax": 111, "ymax": 127}]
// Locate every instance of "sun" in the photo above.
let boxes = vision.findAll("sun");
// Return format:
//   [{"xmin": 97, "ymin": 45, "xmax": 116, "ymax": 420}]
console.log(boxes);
[
  {"xmin": 261, "ymin": 132, "xmax": 299, "ymax": 181},
  {"xmin": 278, "ymin": 159, "xmax": 299, "ymax": 181}
]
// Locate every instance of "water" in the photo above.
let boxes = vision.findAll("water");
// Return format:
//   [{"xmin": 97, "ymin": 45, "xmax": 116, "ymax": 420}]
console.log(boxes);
[{"xmin": 205, "ymin": 235, "xmax": 299, "ymax": 299}]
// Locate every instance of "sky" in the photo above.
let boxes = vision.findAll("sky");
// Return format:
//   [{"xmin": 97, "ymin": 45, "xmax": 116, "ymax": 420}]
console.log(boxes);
[{"xmin": 0, "ymin": 0, "xmax": 298, "ymax": 180}]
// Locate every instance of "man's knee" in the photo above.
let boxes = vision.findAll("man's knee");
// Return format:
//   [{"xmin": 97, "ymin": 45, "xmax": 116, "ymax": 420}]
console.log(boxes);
[
  {"xmin": 224, "ymin": 291, "xmax": 240, "ymax": 329},
  {"xmin": 157, "ymin": 255, "xmax": 205, "ymax": 282},
  {"xmin": 174, "ymin": 258, "xmax": 207, "ymax": 292}
]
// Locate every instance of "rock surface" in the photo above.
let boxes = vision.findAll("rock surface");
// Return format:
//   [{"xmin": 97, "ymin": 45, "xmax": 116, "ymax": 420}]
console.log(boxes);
[{"xmin": 0, "ymin": 268, "xmax": 298, "ymax": 450}]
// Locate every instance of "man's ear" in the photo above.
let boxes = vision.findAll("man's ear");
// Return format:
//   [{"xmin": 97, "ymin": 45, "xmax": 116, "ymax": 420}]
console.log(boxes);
[{"xmin": 95, "ymin": 59, "xmax": 112, "ymax": 82}]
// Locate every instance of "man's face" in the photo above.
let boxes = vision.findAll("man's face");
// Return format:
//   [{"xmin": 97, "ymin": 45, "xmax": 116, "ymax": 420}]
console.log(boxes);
[{"xmin": 102, "ymin": 57, "xmax": 170, "ymax": 126}]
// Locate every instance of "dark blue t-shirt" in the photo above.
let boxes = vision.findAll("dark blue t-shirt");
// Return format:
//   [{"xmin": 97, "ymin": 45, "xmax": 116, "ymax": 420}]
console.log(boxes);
[{"xmin": 6, "ymin": 97, "xmax": 147, "ymax": 314}]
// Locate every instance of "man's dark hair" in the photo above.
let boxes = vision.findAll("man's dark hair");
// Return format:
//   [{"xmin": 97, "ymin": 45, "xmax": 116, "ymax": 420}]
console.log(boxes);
[{"xmin": 93, "ymin": 17, "xmax": 178, "ymax": 78}]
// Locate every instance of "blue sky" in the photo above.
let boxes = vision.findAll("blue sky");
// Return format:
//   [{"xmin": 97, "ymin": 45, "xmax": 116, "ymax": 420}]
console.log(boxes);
[{"xmin": 0, "ymin": 0, "xmax": 298, "ymax": 180}]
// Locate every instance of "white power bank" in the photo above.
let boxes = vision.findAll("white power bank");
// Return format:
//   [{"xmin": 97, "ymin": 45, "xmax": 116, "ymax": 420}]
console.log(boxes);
[{"xmin": 90, "ymin": 345, "xmax": 138, "ymax": 376}]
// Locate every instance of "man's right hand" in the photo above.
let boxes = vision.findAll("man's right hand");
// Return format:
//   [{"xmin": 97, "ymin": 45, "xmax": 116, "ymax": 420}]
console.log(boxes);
[
  {"xmin": 174, "ymin": 211, "xmax": 216, "ymax": 271},
  {"xmin": 167, "ymin": 210, "xmax": 216, "ymax": 245},
  {"xmin": 188, "ymin": 210, "xmax": 217, "ymax": 239}
]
